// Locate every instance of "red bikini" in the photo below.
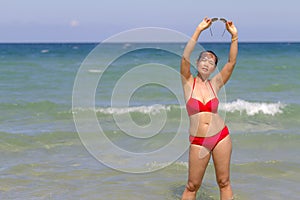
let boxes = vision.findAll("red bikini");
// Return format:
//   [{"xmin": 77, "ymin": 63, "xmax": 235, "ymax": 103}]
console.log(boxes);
[
  {"xmin": 186, "ymin": 78, "xmax": 229, "ymax": 151},
  {"xmin": 189, "ymin": 126, "xmax": 229, "ymax": 151},
  {"xmin": 186, "ymin": 78, "xmax": 219, "ymax": 116}
]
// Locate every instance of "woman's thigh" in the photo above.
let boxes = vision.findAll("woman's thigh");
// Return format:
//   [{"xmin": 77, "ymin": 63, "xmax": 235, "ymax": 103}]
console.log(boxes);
[
  {"xmin": 212, "ymin": 135, "xmax": 232, "ymax": 180},
  {"xmin": 187, "ymin": 144, "xmax": 211, "ymax": 185}
]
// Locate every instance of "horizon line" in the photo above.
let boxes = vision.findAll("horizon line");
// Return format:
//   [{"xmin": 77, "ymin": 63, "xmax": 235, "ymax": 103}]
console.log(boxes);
[{"xmin": 0, "ymin": 40, "xmax": 299, "ymax": 44}]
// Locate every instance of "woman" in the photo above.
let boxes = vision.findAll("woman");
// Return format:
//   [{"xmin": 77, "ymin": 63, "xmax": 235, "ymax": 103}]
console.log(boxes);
[{"xmin": 180, "ymin": 17, "xmax": 238, "ymax": 200}]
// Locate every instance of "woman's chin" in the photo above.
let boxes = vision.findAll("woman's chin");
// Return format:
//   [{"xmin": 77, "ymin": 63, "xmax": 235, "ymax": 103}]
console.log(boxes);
[{"xmin": 198, "ymin": 71, "xmax": 210, "ymax": 77}]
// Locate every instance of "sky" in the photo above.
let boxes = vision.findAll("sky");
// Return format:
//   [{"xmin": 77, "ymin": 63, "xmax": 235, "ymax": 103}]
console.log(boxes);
[{"xmin": 0, "ymin": 0, "xmax": 299, "ymax": 43}]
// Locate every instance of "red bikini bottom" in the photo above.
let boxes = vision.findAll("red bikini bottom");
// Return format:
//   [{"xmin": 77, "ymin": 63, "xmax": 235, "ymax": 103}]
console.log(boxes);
[{"xmin": 189, "ymin": 126, "xmax": 229, "ymax": 151}]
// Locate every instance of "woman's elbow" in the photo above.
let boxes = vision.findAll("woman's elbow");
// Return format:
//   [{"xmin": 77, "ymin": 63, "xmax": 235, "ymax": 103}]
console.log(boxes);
[{"xmin": 228, "ymin": 59, "xmax": 236, "ymax": 67}]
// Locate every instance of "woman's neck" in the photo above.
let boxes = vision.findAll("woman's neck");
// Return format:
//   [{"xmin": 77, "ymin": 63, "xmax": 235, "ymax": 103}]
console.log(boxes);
[{"xmin": 197, "ymin": 73, "xmax": 209, "ymax": 83}]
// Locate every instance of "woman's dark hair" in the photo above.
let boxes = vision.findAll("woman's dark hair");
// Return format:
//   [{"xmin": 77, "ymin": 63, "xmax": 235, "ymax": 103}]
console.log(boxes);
[{"xmin": 197, "ymin": 50, "xmax": 218, "ymax": 66}]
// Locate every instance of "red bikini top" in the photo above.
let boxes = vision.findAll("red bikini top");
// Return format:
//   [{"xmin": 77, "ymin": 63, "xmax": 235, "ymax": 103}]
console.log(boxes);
[{"xmin": 186, "ymin": 78, "xmax": 219, "ymax": 116}]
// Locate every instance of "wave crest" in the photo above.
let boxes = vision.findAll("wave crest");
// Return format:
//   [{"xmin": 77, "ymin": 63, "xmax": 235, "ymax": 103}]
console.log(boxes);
[
  {"xmin": 95, "ymin": 104, "xmax": 172, "ymax": 115},
  {"xmin": 74, "ymin": 99, "xmax": 286, "ymax": 116},
  {"xmin": 220, "ymin": 99, "xmax": 285, "ymax": 116}
]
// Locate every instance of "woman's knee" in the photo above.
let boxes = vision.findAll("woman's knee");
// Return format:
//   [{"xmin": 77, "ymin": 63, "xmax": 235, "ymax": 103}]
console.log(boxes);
[
  {"xmin": 217, "ymin": 177, "xmax": 231, "ymax": 189},
  {"xmin": 186, "ymin": 180, "xmax": 201, "ymax": 192}
]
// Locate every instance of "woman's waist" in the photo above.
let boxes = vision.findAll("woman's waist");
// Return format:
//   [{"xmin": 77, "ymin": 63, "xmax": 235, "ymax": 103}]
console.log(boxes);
[{"xmin": 189, "ymin": 121, "xmax": 226, "ymax": 137}]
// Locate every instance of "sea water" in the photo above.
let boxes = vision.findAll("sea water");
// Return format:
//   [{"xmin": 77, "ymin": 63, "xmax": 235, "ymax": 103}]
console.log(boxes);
[{"xmin": 0, "ymin": 42, "xmax": 300, "ymax": 199}]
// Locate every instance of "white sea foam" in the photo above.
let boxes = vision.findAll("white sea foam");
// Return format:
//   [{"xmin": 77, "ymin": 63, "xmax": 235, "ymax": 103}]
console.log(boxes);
[
  {"xmin": 145, "ymin": 161, "xmax": 188, "ymax": 171},
  {"xmin": 40, "ymin": 49, "xmax": 49, "ymax": 53},
  {"xmin": 95, "ymin": 104, "xmax": 171, "ymax": 115},
  {"xmin": 122, "ymin": 43, "xmax": 132, "ymax": 49},
  {"xmin": 77, "ymin": 99, "xmax": 285, "ymax": 116},
  {"xmin": 220, "ymin": 99, "xmax": 285, "ymax": 116},
  {"xmin": 88, "ymin": 69, "xmax": 102, "ymax": 73}
]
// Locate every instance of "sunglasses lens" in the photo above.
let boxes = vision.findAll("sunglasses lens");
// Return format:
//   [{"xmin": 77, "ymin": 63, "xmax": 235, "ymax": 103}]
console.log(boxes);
[
  {"xmin": 220, "ymin": 18, "xmax": 227, "ymax": 23},
  {"xmin": 211, "ymin": 18, "xmax": 218, "ymax": 22}
]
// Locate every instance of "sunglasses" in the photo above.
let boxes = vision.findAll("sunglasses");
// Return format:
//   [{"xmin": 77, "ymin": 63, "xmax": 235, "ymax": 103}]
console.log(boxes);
[{"xmin": 209, "ymin": 17, "xmax": 227, "ymax": 37}]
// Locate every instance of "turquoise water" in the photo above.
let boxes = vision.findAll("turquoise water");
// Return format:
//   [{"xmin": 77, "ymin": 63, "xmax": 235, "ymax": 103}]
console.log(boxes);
[{"xmin": 1, "ymin": 42, "xmax": 300, "ymax": 199}]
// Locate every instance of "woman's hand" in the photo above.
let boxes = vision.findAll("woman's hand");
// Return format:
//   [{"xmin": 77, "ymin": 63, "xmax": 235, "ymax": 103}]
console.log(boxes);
[
  {"xmin": 226, "ymin": 21, "xmax": 238, "ymax": 37},
  {"xmin": 196, "ymin": 17, "xmax": 213, "ymax": 31}
]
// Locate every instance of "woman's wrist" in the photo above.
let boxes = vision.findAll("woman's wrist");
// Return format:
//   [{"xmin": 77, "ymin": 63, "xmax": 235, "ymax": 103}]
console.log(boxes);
[
  {"xmin": 231, "ymin": 34, "xmax": 238, "ymax": 42},
  {"xmin": 196, "ymin": 26, "xmax": 204, "ymax": 33}
]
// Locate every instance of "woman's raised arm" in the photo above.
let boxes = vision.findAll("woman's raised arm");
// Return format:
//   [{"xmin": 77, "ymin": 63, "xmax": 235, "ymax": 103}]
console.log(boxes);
[
  {"xmin": 213, "ymin": 20, "xmax": 238, "ymax": 89},
  {"xmin": 181, "ymin": 17, "xmax": 213, "ymax": 83}
]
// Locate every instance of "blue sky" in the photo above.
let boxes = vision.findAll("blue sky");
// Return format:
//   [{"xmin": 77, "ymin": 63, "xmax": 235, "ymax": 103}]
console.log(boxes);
[{"xmin": 0, "ymin": 0, "xmax": 299, "ymax": 42}]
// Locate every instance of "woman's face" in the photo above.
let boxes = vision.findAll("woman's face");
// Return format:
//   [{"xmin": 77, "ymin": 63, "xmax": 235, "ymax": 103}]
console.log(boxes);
[{"xmin": 197, "ymin": 52, "xmax": 216, "ymax": 75}]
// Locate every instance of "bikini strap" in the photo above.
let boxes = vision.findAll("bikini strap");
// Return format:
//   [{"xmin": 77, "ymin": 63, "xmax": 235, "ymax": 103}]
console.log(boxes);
[
  {"xmin": 208, "ymin": 80, "xmax": 217, "ymax": 97},
  {"xmin": 190, "ymin": 77, "xmax": 196, "ymax": 97},
  {"xmin": 192, "ymin": 78, "xmax": 196, "ymax": 89}
]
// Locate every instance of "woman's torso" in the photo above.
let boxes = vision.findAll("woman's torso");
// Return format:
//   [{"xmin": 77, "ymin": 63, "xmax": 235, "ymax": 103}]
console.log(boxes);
[{"xmin": 184, "ymin": 77, "xmax": 225, "ymax": 137}]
